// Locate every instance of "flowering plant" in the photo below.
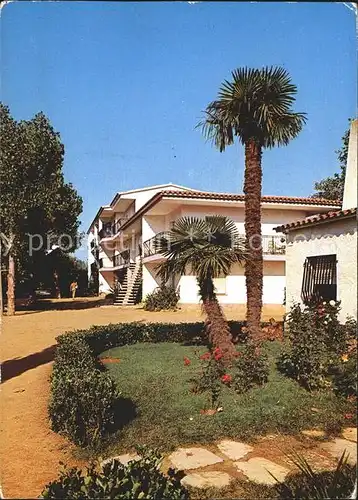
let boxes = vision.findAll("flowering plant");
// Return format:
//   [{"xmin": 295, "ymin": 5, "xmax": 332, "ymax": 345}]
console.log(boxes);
[
  {"xmin": 278, "ymin": 302, "xmax": 357, "ymax": 393},
  {"xmin": 190, "ymin": 345, "xmax": 269, "ymax": 409}
]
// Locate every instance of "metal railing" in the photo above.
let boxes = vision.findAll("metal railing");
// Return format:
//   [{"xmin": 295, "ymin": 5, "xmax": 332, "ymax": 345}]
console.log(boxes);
[
  {"xmin": 142, "ymin": 232, "xmax": 286, "ymax": 258},
  {"xmin": 98, "ymin": 218, "xmax": 128, "ymax": 239},
  {"xmin": 261, "ymin": 235, "xmax": 286, "ymax": 255},
  {"xmin": 113, "ymin": 250, "xmax": 131, "ymax": 267},
  {"xmin": 143, "ymin": 232, "xmax": 171, "ymax": 257}
]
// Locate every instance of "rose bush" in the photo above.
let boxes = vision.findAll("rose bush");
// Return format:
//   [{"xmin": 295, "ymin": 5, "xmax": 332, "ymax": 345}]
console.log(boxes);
[
  {"xmin": 277, "ymin": 301, "xmax": 357, "ymax": 393},
  {"xmin": 190, "ymin": 345, "xmax": 269, "ymax": 409}
]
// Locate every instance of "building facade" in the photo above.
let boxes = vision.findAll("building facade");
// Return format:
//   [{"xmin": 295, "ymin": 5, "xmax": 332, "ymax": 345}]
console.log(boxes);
[
  {"xmin": 275, "ymin": 119, "xmax": 357, "ymax": 322},
  {"xmin": 87, "ymin": 183, "xmax": 339, "ymax": 306}
]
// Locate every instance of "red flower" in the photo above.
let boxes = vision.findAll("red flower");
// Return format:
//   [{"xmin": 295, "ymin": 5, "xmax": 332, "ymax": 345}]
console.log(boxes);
[
  {"xmin": 200, "ymin": 352, "xmax": 211, "ymax": 360},
  {"xmin": 183, "ymin": 357, "xmax": 191, "ymax": 366},
  {"xmin": 221, "ymin": 374, "xmax": 232, "ymax": 384},
  {"xmin": 316, "ymin": 307, "xmax": 325, "ymax": 317},
  {"xmin": 213, "ymin": 347, "xmax": 223, "ymax": 361},
  {"xmin": 344, "ymin": 413, "xmax": 353, "ymax": 420}
]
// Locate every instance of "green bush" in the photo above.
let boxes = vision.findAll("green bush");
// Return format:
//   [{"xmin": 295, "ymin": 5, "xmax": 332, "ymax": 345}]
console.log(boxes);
[
  {"xmin": 190, "ymin": 345, "xmax": 269, "ymax": 408},
  {"xmin": 231, "ymin": 344, "xmax": 269, "ymax": 394},
  {"xmin": 277, "ymin": 302, "xmax": 352, "ymax": 390},
  {"xmin": 49, "ymin": 368, "xmax": 120, "ymax": 447},
  {"xmin": 143, "ymin": 285, "xmax": 180, "ymax": 311},
  {"xmin": 329, "ymin": 351, "xmax": 357, "ymax": 399},
  {"xmin": 40, "ymin": 447, "xmax": 189, "ymax": 499}
]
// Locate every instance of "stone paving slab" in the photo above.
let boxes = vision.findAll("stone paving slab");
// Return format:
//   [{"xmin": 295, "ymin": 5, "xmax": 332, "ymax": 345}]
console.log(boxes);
[
  {"xmin": 217, "ymin": 440, "xmax": 253, "ymax": 460},
  {"xmin": 301, "ymin": 429, "xmax": 325, "ymax": 438},
  {"xmin": 169, "ymin": 447, "xmax": 223, "ymax": 470},
  {"xmin": 181, "ymin": 471, "xmax": 232, "ymax": 489},
  {"xmin": 320, "ymin": 438, "xmax": 357, "ymax": 465},
  {"xmin": 342, "ymin": 427, "xmax": 357, "ymax": 443},
  {"xmin": 234, "ymin": 457, "xmax": 290, "ymax": 485},
  {"xmin": 101, "ymin": 453, "xmax": 141, "ymax": 467}
]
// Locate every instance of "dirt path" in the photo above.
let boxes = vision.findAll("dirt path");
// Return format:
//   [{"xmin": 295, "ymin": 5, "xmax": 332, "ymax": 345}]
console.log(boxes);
[{"xmin": 0, "ymin": 304, "xmax": 284, "ymax": 499}]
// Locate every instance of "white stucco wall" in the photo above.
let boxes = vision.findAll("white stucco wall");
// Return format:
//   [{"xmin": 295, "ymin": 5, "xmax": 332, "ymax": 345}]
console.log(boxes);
[
  {"xmin": 142, "ymin": 260, "xmax": 285, "ymax": 305},
  {"xmin": 285, "ymin": 218, "xmax": 357, "ymax": 322}
]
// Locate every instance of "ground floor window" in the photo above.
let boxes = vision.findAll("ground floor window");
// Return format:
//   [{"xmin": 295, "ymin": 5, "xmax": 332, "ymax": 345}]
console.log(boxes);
[{"xmin": 301, "ymin": 254, "xmax": 337, "ymax": 304}]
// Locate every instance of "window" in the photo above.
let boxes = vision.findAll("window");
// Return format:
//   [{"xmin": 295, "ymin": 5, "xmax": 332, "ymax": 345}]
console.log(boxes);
[
  {"xmin": 213, "ymin": 277, "xmax": 227, "ymax": 295},
  {"xmin": 301, "ymin": 254, "xmax": 337, "ymax": 304}
]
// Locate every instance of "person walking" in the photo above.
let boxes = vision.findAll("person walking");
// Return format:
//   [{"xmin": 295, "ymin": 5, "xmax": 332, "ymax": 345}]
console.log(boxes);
[{"xmin": 70, "ymin": 280, "xmax": 78, "ymax": 299}]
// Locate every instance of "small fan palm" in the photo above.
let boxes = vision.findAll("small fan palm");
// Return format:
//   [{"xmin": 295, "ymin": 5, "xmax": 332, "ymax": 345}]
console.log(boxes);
[
  {"xmin": 156, "ymin": 216, "xmax": 247, "ymax": 363},
  {"xmin": 198, "ymin": 66, "xmax": 306, "ymax": 340}
]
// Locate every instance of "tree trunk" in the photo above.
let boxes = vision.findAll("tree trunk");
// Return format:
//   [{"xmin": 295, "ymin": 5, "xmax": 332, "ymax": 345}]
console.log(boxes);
[
  {"xmin": 7, "ymin": 251, "xmax": 15, "ymax": 316},
  {"xmin": 201, "ymin": 296, "xmax": 236, "ymax": 365},
  {"xmin": 53, "ymin": 270, "xmax": 61, "ymax": 299},
  {"xmin": 244, "ymin": 139, "xmax": 263, "ymax": 341}
]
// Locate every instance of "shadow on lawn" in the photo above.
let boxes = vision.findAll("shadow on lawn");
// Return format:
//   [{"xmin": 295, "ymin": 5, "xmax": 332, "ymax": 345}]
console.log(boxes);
[
  {"xmin": 112, "ymin": 397, "xmax": 138, "ymax": 432},
  {"xmin": 2, "ymin": 345, "xmax": 56, "ymax": 382}
]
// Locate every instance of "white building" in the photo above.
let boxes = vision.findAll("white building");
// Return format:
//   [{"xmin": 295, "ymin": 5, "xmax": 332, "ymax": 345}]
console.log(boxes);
[
  {"xmin": 275, "ymin": 119, "xmax": 357, "ymax": 322},
  {"xmin": 87, "ymin": 183, "xmax": 339, "ymax": 306}
]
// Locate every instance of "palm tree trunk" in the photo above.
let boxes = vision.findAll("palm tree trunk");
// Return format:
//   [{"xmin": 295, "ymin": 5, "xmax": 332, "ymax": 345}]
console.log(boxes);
[
  {"xmin": 7, "ymin": 250, "xmax": 15, "ymax": 316},
  {"xmin": 199, "ymin": 278, "xmax": 236, "ymax": 364},
  {"xmin": 244, "ymin": 138, "xmax": 263, "ymax": 340},
  {"xmin": 53, "ymin": 270, "xmax": 61, "ymax": 299}
]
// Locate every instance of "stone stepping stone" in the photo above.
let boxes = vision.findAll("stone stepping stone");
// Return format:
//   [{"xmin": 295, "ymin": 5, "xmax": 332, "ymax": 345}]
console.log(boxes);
[
  {"xmin": 234, "ymin": 457, "xmax": 290, "ymax": 485},
  {"xmin": 169, "ymin": 447, "xmax": 223, "ymax": 470},
  {"xmin": 101, "ymin": 453, "xmax": 141, "ymax": 467},
  {"xmin": 320, "ymin": 438, "xmax": 357, "ymax": 465},
  {"xmin": 181, "ymin": 471, "xmax": 232, "ymax": 489},
  {"xmin": 342, "ymin": 427, "xmax": 357, "ymax": 443},
  {"xmin": 217, "ymin": 440, "xmax": 253, "ymax": 460},
  {"xmin": 301, "ymin": 429, "xmax": 325, "ymax": 438}
]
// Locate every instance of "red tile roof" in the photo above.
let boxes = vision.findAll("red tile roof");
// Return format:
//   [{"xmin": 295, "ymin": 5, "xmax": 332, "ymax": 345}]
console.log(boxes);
[
  {"xmin": 119, "ymin": 189, "xmax": 341, "ymax": 233},
  {"xmin": 160, "ymin": 190, "xmax": 341, "ymax": 206},
  {"xmin": 274, "ymin": 207, "xmax": 357, "ymax": 233}
]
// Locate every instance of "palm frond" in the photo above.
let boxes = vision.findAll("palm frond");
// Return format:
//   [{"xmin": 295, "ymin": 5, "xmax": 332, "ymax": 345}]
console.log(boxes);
[
  {"xmin": 155, "ymin": 216, "xmax": 248, "ymax": 301},
  {"xmin": 198, "ymin": 65, "xmax": 306, "ymax": 149}
]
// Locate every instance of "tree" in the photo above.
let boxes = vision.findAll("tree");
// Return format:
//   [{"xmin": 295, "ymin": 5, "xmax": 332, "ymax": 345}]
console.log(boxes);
[
  {"xmin": 156, "ymin": 216, "xmax": 247, "ymax": 364},
  {"xmin": 312, "ymin": 123, "xmax": 350, "ymax": 201},
  {"xmin": 0, "ymin": 103, "xmax": 83, "ymax": 314},
  {"xmin": 198, "ymin": 67, "xmax": 306, "ymax": 340}
]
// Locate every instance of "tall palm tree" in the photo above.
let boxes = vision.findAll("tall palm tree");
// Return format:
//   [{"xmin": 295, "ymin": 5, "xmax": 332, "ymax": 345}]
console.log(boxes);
[
  {"xmin": 199, "ymin": 66, "xmax": 306, "ymax": 340},
  {"xmin": 156, "ymin": 215, "xmax": 247, "ymax": 364}
]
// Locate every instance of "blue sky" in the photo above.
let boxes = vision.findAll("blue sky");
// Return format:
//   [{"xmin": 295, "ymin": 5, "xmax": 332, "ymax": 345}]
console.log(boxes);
[{"xmin": 1, "ymin": 2, "xmax": 356, "ymax": 259}]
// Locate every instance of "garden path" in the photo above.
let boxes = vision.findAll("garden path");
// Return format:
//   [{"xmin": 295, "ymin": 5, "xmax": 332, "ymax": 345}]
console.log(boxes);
[{"xmin": 103, "ymin": 431, "xmax": 357, "ymax": 490}]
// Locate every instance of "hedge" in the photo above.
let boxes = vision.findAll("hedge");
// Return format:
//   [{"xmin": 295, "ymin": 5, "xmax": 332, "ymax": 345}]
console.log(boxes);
[{"xmin": 48, "ymin": 320, "xmax": 263, "ymax": 447}]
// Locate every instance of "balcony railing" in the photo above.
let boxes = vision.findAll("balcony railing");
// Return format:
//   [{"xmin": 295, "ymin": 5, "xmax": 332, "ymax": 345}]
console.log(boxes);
[
  {"xmin": 143, "ymin": 232, "xmax": 286, "ymax": 258},
  {"xmin": 143, "ymin": 232, "xmax": 171, "ymax": 257},
  {"xmin": 98, "ymin": 218, "xmax": 128, "ymax": 239},
  {"xmin": 113, "ymin": 250, "xmax": 131, "ymax": 267}
]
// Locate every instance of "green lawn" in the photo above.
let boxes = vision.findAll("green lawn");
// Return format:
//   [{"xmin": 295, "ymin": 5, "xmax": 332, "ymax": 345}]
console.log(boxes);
[{"xmin": 99, "ymin": 341, "xmax": 353, "ymax": 453}]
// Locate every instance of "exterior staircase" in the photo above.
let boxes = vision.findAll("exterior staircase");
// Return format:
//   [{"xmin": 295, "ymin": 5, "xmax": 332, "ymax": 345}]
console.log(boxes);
[{"xmin": 114, "ymin": 259, "xmax": 142, "ymax": 306}]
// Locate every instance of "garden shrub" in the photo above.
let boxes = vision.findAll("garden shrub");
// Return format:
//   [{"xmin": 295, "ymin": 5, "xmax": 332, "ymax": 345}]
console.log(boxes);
[
  {"xmin": 143, "ymin": 285, "xmax": 180, "ymax": 311},
  {"xmin": 231, "ymin": 344, "xmax": 269, "ymax": 394},
  {"xmin": 41, "ymin": 446, "xmax": 188, "ymax": 499},
  {"xmin": 189, "ymin": 345, "xmax": 269, "ymax": 408},
  {"xmin": 49, "ymin": 368, "xmax": 120, "ymax": 447},
  {"xmin": 277, "ymin": 301, "xmax": 356, "ymax": 391}
]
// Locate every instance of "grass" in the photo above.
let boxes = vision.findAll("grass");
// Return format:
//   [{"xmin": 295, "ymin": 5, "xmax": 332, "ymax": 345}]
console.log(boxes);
[{"xmin": 98, "ymin": 341, "xmax": 354, "ymax": 455}]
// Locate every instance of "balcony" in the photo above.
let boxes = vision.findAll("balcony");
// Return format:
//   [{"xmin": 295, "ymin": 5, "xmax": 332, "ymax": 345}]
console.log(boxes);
[
  {"xmin": 143, "ymin": 232, "xmax": 286, "ymax": 258},
  {"xmin": 113, "ymin": 250, "xmax": 131, "ymax": 268},
  {"xmin": 143, "ymin": 232, "xmax": 171, "ymax": 257},
  {"xmin": 98, "ymin": 218, "xmax": 128, "ymax": 240}
]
